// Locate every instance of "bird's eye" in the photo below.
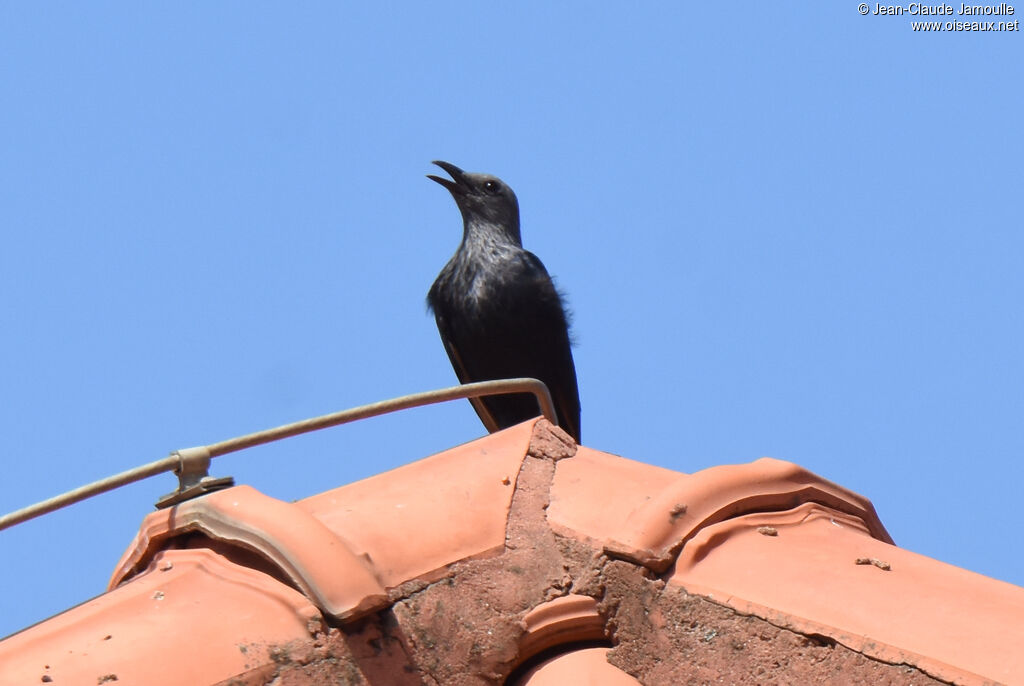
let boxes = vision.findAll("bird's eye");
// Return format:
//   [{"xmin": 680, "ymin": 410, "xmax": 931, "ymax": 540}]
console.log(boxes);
[{"xmin": 483, "ymin": 180, "xmax": 501, "ymax": 193}]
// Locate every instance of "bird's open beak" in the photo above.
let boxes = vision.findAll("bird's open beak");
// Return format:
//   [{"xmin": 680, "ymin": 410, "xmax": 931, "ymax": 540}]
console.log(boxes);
[{"xmin": 427, "ymin": 160, "xmax": 468, "ymax": 195}]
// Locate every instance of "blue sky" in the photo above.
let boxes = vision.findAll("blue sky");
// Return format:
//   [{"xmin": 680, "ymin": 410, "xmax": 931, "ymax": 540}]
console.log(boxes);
[{"xmin": 1, "ymin": 4, "xmax": 1021, "ymax": 638}]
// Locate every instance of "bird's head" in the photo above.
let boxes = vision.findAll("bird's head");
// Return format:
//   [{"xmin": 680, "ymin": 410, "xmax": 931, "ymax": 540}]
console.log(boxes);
[{"xmin": 428, "ymin": 160, "xmax": 521, "ymax": 244}]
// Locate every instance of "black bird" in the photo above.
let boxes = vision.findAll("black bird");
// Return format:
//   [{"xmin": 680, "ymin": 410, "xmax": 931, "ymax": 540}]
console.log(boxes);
[{"xmin": 426, "ymin": 160, "xmax": 581, "ymax": 443}]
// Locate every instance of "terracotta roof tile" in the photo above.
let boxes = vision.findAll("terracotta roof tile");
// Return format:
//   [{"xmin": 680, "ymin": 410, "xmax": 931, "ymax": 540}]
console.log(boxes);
[
  {"xmin": 1, "ymin": 549, "xmax": 319, "ymax": 686},
  {"xmin": 548, "ymin": 446, "xmax": 681, "ymax": 545},
  {"xmin": 296, "ymin": 419, "xmax": 533, "ymax": 589},
  {"xmin": 109, "ymin": 484, "xmax": 388, "ymax": 621},
  {"xmin": 600, "ymin": 456, "xmax": 892, "ymax": 572},
  {"xmin": 2, "ymin": 419, "xmax": 1021, "ymax": 684},
  {"xmin": 668, "ymin": 503, "xmax": 1024, "ymax": 685},
  {"xmin": 515, "ymin": 647, "xmax": 642, "ymax": 685}
]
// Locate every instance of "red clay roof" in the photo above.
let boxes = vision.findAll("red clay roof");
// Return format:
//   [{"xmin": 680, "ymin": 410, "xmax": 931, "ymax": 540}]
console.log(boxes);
[{"xmin": 1, "ymin": 419, "xmax": 1020, "ymax": 684}]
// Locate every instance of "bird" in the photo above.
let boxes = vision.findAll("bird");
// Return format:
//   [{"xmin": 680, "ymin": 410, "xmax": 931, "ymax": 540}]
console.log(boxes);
[{"xmin": 426, "ymin": 160, "xmax": 581, "ymax": 443}]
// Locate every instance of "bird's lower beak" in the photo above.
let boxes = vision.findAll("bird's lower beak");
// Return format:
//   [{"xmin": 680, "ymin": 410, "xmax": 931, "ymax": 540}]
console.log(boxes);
[{"xmin": 427, "ymin": 160, "xmax": 468, "ymax": 195}]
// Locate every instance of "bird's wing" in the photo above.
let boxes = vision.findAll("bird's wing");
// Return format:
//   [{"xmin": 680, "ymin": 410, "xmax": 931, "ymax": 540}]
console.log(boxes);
[
  {"xmin": 502, "ymin": 251, "xmax": 582, "ymax": 442},
  {"xmin": 432, "ymin": 308, "xmax": 503, "ymax": 434}
]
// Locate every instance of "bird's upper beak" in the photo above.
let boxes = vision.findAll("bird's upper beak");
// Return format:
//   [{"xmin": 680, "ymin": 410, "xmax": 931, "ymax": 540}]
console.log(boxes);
[{"xmin": 427, "ymin": 160, "xmax": 469, "ymax": 196}]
